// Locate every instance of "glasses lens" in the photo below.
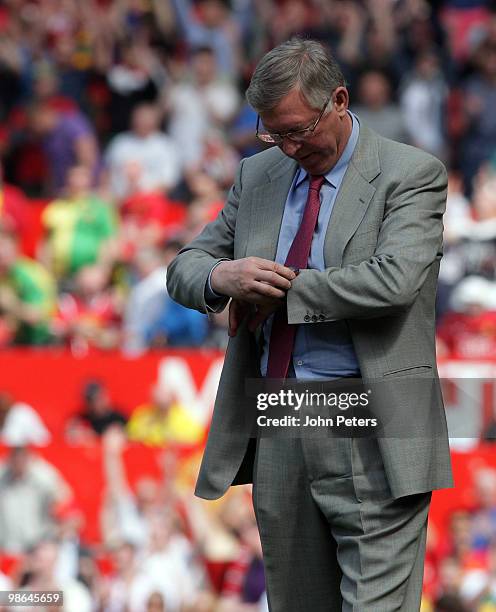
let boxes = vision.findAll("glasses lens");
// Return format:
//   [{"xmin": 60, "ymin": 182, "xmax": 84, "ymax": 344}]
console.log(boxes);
[
  {"xmin": 287, "ymin": 130, "xmax": 311, "ymax": 143},
  {"xmin": 258, "ymin": 132, "xmax": 280, "ymax": 144}
]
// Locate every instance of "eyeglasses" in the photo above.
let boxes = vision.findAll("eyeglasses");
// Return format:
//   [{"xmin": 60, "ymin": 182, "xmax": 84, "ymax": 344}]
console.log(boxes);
[{"xmin": 256, "ymin": 97, "xmax": 331, "ymax": 145}]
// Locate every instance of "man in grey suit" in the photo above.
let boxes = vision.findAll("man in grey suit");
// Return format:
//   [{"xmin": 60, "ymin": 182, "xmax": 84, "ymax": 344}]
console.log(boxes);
[{"xmin": 167, "ymin": 39, "xmax": 453, "ymax": 611}]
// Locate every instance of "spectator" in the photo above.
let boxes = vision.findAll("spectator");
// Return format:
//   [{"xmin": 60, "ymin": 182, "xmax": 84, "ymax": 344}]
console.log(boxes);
[
  {"xmin": 460, "ymin": 34, "xmax": 496, "ymax": 194},
  {"xmin": 104, "ymin": 103, "xmax": 180, "ymax": 201},
  {"xmin": 122, "ymin": 245, "xmax": 168, "ymax": 356},
  {"xmin": 103, "ymin": 541, "xmax": 169, "ymax": 612},
  {"xmin": 49, "ymin": 31, "xmax": 93, "ymax": 112},
  {"xmin": 168, "ymin": 0, "xmax": 242, "ymax": 79},
  {"xmin": 181, "ymin": 488, "xmax": 255, "ymax": 595},
  {"xmin": 193, "ymin": 129, "xmax": 240, "ymax": 191},
  {"xmin": 54, "ymin": 264, "xmax": 121, "ymax": 354},
  {"xmin": 29, "ymin": 60, "xmax": 78, "ymax": 114},
  {"xmin": 358, "ymin": 0, "xmax": 402, "ymax": 88},
  {"xmin": 437, "ymin": 276, "xmax": 496, "ymax": 359},
  {"xmin": 144, "ymin": 289, "xmax": 209, "ymax": 349},
  {"xmin": 471, "ymin": 469, "xmax": 496, "ymax": 552},
  {"xmin": 77, "ymin": 549, "xmax": 104, "ymax": 609},
  {"xmin": 118, "ymin": 166, "xmax": 187, "ymax": 260},
  {"xmin": 101, "ymin": 427, "xmax": 165, "ymax": 547},
  {"xmin": 473, "ymin": 170, "xmax": 496, "ymax": 223},
  {"xmin": 436, "ymin": 171, "xmax": 473, "ymax": 320},
  {"xmin": 185, "ymin": 171, "xmax": 225, "ymax": 228},
  {"xmin": 17, "ymin": 538, "xmax": 92, "ymax": 612},
  {"xmin": 127, "ymin": 384, "xmax": 204, "ymax": 447},
  {"xmin": 443, "ymin": 510, "xmax": 481, "ymax": 571},
  {"xmin": 274, "ymin": 0, "xmax": 367, "ymax": 91},
  {"xmin": 440, "ymin": 0, "xmax": 491, "ymax": 65},
  {"xmin": 106, "ymin": 40, "xmax": 163, "ymax": 135},
  {"xmin": 141, "ymin": 511, "xmax": 211, "ymax": 611},
  {"xmin": 352, "ymin": 70, "xmax": 408, "ymax": 143},
  {"xmin": 65, "ymin": 380, "xmax": 127, "ymax": 442},
  {"xmin": 29, "ymin": 102, "xmax": 100, "ymax": 195},
  {"xmin": 123, "ymin": 238, "xmax": 209, "ymax": 354},
  {"xmin": 0, "ymin": 447, "xmax": 71, "ymax": 553},
  {"xmin": 41, "ymin": 164, "xmax": 118, "ymax": 281},
  {"xmin": 218, "ymin": 517, "xmax": 266, "ymax": 611},
  {"xmin": 167, "ymin": 45, "xmax": 240, "ymax": 168},
  {"xmin": 460, "ymin": 540, "xmax": 496, "ymax": 609},
  {"xmin": 229, "ymin": 102, "xmax": 264, "ymax": 159},
  {"xmin": 0, "ymin": 228, "xmax": 56, "ymax": 346},
  {"xmin": 0, "ymin": 391, "xmax": 51, "ymax": 446},
  {"xmin": 400, "ymin": 50, "xmax": 448, "ymax": 159},
  {"xmin": 51, "ymin": 499, "xmax": 86, "ymax": 584}
]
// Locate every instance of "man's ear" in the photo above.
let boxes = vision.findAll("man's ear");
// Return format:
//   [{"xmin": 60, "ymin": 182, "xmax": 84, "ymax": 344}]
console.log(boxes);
[{"xmin": 333, "ymin": 87, "xmax": 349, "ymax": 118}]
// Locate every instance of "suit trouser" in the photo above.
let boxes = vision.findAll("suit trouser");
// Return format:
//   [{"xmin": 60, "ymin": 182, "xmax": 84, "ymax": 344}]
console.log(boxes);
[{"xmin": 252, "ymin": 433, "xmax": 431, "ymax": 612}]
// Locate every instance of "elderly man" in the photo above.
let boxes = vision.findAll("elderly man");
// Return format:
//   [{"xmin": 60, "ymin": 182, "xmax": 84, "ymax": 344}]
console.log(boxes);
[{"xmin": 167, "ymin": 39, "xmax": 453, "ymax": 611}]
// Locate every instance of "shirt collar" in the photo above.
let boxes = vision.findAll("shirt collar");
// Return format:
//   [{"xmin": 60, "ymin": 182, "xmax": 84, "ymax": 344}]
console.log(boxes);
[{"xmin": 294, "ymin": 110, "xmax": 360, "ymax": 189}]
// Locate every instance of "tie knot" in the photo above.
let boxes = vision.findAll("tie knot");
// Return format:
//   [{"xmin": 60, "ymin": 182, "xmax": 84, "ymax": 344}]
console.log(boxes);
[{"xmin": 309, "ymin": 175, "xmax": 325, "ymax": 192}]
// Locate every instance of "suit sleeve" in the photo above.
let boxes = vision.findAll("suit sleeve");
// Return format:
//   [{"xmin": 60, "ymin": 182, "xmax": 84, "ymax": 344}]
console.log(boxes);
[
  {"xmin": 286, "ymin": 157, "xmax": 448, "ymax": 323},
  {"xmin": 166, "ymin": 160, "xmax": 245, "ymax": 313}
]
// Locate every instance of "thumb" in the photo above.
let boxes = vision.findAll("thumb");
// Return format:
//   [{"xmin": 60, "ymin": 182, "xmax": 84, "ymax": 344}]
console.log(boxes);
[{"xmin": 229, "ymin": 300, "xmax": 247, "ymax": 337}]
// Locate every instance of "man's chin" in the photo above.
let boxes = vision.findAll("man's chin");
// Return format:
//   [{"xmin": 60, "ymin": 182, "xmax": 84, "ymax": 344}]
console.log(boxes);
[{"xmin": 299, "ymin": 155, "xmax": 332, "ymax": 176}]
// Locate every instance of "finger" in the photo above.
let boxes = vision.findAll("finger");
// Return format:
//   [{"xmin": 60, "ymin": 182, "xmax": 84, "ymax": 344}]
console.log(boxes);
[
  {"xmin": 271, "ymin": 261, "xmax": 297, "ymax": 281},
  {"xmin": 251, "ymin": 282, "xmax": 287, "ymax": 300},
  {"xmin": 229, "ymin": 300, "xmax": 248, "ymax": 337},
  {"xmin": 254, "ymin": 269, "xmax": 293, "ymax": 291},
  {"xmin": 237, "ymin": 278, "xmax": 287, "ymax": 301},
  {"xmin": 248, "ymin": 258, "xmax": 296, "ymax": 281},
  {"xmin": 228, "ymin": 301, "xmax": 240, "ymax": 337}
]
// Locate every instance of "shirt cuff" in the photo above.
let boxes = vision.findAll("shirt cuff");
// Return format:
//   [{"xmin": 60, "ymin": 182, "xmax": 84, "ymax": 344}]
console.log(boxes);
[{"xmin": 204, "ymin": 259, "xmax": 230, "ymax": 313}]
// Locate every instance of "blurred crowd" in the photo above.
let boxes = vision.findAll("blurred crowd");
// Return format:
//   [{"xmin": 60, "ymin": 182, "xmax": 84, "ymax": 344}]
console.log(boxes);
[
  {"xmin": 420, "ymin": 467, "xmax": 496, "ymax": 612},
  {"xmin": 1, "ymin": 427, "xmax": 496, "ymax": 611},
  {"xmin": 0, "ymin": 378, "xmax": 269, "ymax": 612},
  {"xmin": 0, "ymin": 0, "xmax": 494, "ymax": 356},
  {"xmin": 0, "ymin": 439, "xmax": 267, "ymax": 612}
]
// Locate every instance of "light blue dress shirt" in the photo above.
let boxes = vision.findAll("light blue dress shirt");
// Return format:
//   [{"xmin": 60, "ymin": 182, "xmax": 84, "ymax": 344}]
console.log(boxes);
[{"xmin": 260, "ymin": 112, "xmax": 361, "ymax": 379}]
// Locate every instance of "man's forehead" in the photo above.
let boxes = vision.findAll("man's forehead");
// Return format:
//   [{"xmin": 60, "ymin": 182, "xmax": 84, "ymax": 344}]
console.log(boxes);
[
  {"xmin": 259, "ymin": 104, "xmax": 316, "ymax": 132},
  {"xmin": 259, "ymin": 87, "xmax": 324, "ymax": 127}
]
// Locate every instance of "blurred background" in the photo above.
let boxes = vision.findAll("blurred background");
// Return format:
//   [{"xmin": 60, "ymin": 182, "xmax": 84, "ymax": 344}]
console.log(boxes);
[{"xmin": 0, "ymin": 0, "xmax": 496, "ymax": 610}]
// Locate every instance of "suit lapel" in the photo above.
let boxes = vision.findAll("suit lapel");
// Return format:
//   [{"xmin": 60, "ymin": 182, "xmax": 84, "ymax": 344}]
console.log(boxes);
[
  {"xmin": 324, "ymin": 123, "xmax": 381, "ymax": 267},
  {"xmin": 247, "ymin": 155, "xmax": 298, "ymax": 261}
]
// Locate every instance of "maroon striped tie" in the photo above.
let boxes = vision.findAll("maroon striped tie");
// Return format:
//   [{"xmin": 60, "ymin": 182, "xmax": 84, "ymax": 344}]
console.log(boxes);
[{"xmin": 266, "ymin": 174, "xmax": 325, "ymax": 378}]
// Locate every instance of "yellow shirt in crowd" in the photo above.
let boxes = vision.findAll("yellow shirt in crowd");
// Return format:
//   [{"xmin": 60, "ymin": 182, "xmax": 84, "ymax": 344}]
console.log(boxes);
[{"xmin": 127, "ymin": 403, "xmax": 204, "ymax": 446}]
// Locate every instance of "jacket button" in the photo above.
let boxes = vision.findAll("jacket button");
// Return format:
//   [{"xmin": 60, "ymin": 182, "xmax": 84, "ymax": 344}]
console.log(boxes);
[
  {"xmin": 311, "ymin": 315, "xmax": 318, "ymax": 322},
  {"xmin": 304, "ymin": 315, "xmax": 311, "ymax": 322}
]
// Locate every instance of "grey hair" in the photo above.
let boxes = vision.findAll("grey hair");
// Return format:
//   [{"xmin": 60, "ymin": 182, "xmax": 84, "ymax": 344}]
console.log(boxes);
[{"xmin": 246, "ymin": 38, "xmax": 345, "ymax": 113}]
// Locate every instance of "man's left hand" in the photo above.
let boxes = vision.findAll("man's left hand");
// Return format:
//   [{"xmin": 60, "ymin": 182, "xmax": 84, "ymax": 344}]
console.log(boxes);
[
  {"xmin": 248, "ymin": 301, "xmax": 283, "ymax": 332},
  {"xmin": 228, "ymin": 298, "xmax": 284, "ymax": 337}
]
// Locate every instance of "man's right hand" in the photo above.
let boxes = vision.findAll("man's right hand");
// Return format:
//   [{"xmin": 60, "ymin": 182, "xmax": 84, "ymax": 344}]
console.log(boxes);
[{"xmin": 211, "ymin": 257, "xmax": 296, "ymax": 304}]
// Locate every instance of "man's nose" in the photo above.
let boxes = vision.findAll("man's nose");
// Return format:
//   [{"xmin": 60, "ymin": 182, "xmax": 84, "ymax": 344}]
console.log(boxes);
[{"xmin": 280, "ymin": 138, "xmax": 302, "ymax": 156}]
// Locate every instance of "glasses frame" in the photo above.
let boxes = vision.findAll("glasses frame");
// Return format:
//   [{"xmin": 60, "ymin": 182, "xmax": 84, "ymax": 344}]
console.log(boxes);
[{"xmin": 256, "ymin": 96, "xmax": 331, "ymax": 145}]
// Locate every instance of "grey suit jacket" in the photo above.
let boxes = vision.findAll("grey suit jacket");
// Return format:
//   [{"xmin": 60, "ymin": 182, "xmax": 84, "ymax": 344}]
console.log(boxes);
[{"xmin": 167, "ymin": 123, "xmax": 454, "ymax": 500}]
